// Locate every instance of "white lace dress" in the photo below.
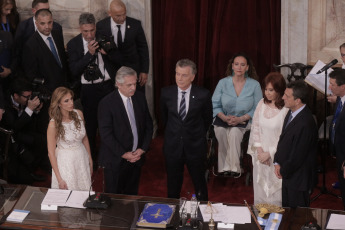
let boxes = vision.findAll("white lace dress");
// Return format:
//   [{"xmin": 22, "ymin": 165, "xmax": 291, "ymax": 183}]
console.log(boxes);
[
  {"xmin": 248, "ymin": 99, "xmax": 289, "ymax": 206},
  {"xmin": 51, "ymin": 110, "xmax": 91, "ymax": 191}
]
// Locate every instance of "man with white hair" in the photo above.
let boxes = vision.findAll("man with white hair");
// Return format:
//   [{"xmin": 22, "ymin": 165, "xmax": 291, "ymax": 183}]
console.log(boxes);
[{"xmin": 98, "ymin": 66, "xmax": 153, "ymax": 195}]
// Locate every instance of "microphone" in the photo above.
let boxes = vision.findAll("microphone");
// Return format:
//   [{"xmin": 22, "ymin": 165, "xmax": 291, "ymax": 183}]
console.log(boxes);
[{"xmin": 316, "ymin": 59, "xmax": 338, "ymax": 74}]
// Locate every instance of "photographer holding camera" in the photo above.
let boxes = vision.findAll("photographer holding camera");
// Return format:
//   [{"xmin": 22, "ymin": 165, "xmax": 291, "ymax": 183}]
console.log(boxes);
[
  {"xmin": 0, "ymin": 77, "xmax": 46, "ymax": 184},
  {"xmin": 67, "ymin": 13, "xmax": 121, "ymax": 168}
]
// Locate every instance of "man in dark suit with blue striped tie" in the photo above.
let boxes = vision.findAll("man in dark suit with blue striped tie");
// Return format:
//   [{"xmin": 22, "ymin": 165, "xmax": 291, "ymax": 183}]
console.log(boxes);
[
  {"xmin": 160, "ymin": 59, "xmax": 213, "ymax": 201},
  {"xmin": 329, "ymin": 69, "xmax": 345, "ymax": 210}
]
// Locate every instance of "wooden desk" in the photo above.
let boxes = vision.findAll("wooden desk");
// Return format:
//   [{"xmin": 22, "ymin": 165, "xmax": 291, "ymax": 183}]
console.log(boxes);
[{"xmin": 0, "ymin": 185, "xmax": 344, "ymax": 229}]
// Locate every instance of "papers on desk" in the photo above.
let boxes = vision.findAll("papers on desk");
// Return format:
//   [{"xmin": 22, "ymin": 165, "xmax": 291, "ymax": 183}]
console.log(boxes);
[
  {"xmin": 326, "ymin": 213, "xmax": 345, "ymax": 229},
  {"xmin": 41, "ymin": 189, "xmax": 95, "ymax": 210},
  {"xmin": 305, "ymin": 60, "xmax": 333, "ymax": 95},
  {"xmin": 199, "ymin": 203, "xmax": 251, "ymax": 224},
  {"xmin": 6, "ymin": 209, "xmax": 30, "ymax": 222}
]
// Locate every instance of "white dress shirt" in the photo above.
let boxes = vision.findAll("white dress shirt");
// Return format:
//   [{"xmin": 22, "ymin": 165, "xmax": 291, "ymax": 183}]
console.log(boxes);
[
  {"xmin": 177, "ymin": 85, "xmax": 192, "ymax": 114},
  {"xmin": 110, "ymin": 18, "xmax": 126, "ymax": 46}
]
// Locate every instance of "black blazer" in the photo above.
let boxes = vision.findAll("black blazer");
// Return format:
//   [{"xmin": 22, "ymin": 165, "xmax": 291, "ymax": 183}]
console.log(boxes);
[
  {"xmin": 334, "ymin": 97, "xmax": 345, "ymax": 168},
  {"xmin": 22, "ymin": 30, "xmax": 69, "ymax": 92},
  {"xmin": 66, "ymin": 33, "xmax": 122, "ymax": 83},
  {"xmin": 96, "ymin": 16, "xmax": 149, "ymax": 74},
  {"xmin": 14, "ymin": 17, "xmax": 62, "ymax": 72},
  {"xmin": 160, "ymin": 85, "xmax": 213, "ymax": 160},
  {"xmin": 98, "ymin": 90, "xmax": 153, "ymax": 169},
  {"xmin": 274, "ymin": 106, "xmax": 318, "ymax": 191},
  {"xmin": 0, "ymin": 96, "xmax": 36, "ymax": 146}
]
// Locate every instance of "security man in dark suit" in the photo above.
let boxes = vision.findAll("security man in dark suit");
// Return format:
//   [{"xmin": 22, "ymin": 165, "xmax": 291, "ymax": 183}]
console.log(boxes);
[
  {"xmin": 160, "ymin": 59, "xmax": 213, "ymax": 201},
  {"xmin": 14, "ymin": 0, "xmax": 63, "ymax": 74},
  {"xmin": 274, "ymin": 80, "xmax": 318, "ymax": 208},
  {"xmin": 98, "ymin": 66, "xmax": 153, "ymax": 195},
  {"xmin": 328, "ymin": 69, "xmax": 345, "ymax": 210},
  {"xmin": 96, "ymin": 0, "xmax": 149, "ymax": 92}
]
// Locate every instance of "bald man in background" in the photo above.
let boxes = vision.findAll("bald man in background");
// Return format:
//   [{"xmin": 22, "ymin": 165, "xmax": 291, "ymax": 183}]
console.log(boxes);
[{"xmin": 96, "ymin": 0, "xmax": 149, "ymax": 93}]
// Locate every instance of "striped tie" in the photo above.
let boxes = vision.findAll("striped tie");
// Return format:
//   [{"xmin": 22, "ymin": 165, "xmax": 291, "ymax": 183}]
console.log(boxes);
[{"xmin": 179, "ymin": 91, "xmax": 186, "ymax": 120}]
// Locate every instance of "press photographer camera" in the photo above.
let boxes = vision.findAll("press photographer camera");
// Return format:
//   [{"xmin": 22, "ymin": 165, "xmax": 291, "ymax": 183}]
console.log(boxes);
[
  {"xmin": 96, "ymin": 35, "xmax": 117, "ymax": 54},
  {"xmin": 83, "ymin": 56, "xmax": 105, "ymax": 82},
  {"xmin": 31, "ymin": 78, "xmax": 51, "ymax": 102}
]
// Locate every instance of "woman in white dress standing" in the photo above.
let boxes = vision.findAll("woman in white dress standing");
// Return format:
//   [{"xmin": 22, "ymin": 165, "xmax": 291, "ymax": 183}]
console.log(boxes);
[
  {"xmin": 248, "ymin": 72, "xmax": 288, "ymax": 206},
  {"xmin": 47, "ymin": 87, "xmax": 92, "ymax": 190}
]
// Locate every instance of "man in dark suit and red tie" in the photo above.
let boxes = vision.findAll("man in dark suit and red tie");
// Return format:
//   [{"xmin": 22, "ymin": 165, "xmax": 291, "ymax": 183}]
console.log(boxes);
[
  {"xmin": 96, "ymin": 0, "xmax": 149, "ymax": 92},
  {"xmin": 98, "ymin": 66, "xmax": 153, "ymax": 195},
  {"xmin": 160, "ymin": 59, "xmax": 213, "ymax": 201},
  {"xmin": 274, "ymin": 80, "xmax": 318, "ymax": 208},
  {"xmin": 328, "ymin": 69, "xmax": 345, "ymax": 210}
]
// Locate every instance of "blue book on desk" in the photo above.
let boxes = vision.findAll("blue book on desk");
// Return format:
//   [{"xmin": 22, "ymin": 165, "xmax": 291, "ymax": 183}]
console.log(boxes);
[{"xmin": 137, "ymin": 203, "xmax": 176, "ymax": 228}]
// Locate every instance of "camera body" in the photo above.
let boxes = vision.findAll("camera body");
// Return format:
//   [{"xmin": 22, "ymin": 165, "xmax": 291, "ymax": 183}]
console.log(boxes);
[
  {"xmin": 96, "ymin": 35, "xmax": 117, "ymax": 53},
  {"xmin": 30, "ymin": 78, "xmax": 51, "ymax": 102},
  {"xmin": 84, "ymin": 61, "xmax": 104, "ymax": 82}
]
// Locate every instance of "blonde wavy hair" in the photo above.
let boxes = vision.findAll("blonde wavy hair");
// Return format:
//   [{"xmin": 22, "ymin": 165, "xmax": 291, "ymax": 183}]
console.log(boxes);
[{"xmin": 49, "ymin": 87, "xmax": 81, "ymax": 140}]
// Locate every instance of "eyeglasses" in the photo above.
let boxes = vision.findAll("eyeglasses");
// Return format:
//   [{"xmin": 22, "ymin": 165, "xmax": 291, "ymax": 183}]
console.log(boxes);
[{"xmin": 21, "ymin": 94, "xmax": 31, "ymax": 99}]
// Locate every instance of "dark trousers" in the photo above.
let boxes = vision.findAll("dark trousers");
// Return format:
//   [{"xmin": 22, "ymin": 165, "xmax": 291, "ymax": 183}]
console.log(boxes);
[
  {"xmin": 104, "ymin": 160, "xmax": 142, "ymax": 195},
  {"xmin": 282, "ymin": 180, "xmax": 310, "ymax": 208},
  {"xmin": 165, "ymin": 151, "xmax": 208, "ymax": 201},
  {"xmin": 336, "ymin": 158, "xmax": 345, "ymax": 210},
  {"xmin": 80, "ymin": 81, "xmax": 114, "ymax": 164}
]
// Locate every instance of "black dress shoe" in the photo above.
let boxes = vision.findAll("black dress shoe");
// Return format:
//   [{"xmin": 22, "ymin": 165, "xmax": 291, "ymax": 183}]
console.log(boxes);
[
  {"xmin": 30, "ymin": 173, "xmax": 45, "ymax": 182},
  {"xmin": 231, "ymin": 172, "xmax": 241, "ymax": 178},
  {"xmin": 223, "ymin": 171, "xmax": 232, "ymax": 176}
]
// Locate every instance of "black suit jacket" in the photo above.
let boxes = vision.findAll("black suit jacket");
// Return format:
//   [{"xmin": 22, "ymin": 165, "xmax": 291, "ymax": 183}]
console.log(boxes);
[
  {"xmin": 22, "ymin": 30, "xmax": 69, "ymax": 92},
  {"xmin": 0, "ymin": 96, "xmax": 36, "ymax": 146},
  {"xmin": 66, "ymin": 33, "xmax": 121, "ymax": 82},
  {"xmin": 14, "ymin": 17, "xmax": 62, "ymax": 73},
  {"xmin": 98, "ymin": 90, "xmax": 153, "ymax": 170},
  {"xmin": 334, "ymin": 97, "xmax": 345, "ymax": 168},
  {"xmin": 274, "ymin": 106, "xmax": 318, "ymax": 191},
  {"xmin": 160, "ymin": 85, "xmax": 213, "ymax": 160},
  {"xmin": 96, "ymin": 16, "xmax": 149, "ymax": 74}
]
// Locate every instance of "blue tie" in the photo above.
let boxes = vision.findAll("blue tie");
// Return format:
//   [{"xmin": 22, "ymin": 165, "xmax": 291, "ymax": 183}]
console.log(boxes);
[
  {"xmin": 127, "ymin": 97, "xmax": 138, "ymax": 151},
  {"xmin": 47, "ymin": 37, "xmax": 62, "ymax": 67},
  {"xmin": 331, "ymin": 99, "xmax": 343, "ymax": 143},
  {"xmin": 179, "ymin": 91, "xmax": 187, "ymax": 120},
  {"xmin": 284, "ymin": 112, "xmax": 293, "ymax": 129}
]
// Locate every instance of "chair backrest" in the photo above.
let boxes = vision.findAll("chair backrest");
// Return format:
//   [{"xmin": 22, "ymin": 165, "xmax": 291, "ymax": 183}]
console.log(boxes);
[{"xmin": 273, "ymin": 63, "xmax": 313, "ymax": 82}]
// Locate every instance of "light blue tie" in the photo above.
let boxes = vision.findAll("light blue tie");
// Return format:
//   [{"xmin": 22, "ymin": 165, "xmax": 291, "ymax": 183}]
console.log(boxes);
[
  {"xmin": 47, "ymin": 37, "xmax": 62, "ymax": 67},
  {"xmin": 127, "ymin": 97, "xmax": 138, "ymax": 151}
]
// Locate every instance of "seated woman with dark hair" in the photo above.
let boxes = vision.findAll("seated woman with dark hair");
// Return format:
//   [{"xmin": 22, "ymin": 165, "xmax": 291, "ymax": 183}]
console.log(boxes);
[
  {"xmin": 248, "ymin": 72, "xmax": 288, "ymax": 206},
  {"xmin": 212, "ymin": 52, "xmax": 262, "ymax": 178}
]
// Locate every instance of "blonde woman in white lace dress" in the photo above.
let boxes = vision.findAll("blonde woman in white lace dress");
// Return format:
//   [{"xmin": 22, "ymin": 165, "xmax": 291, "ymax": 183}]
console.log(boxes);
[
  {"xmin": 248, "ymin": 73, "xmax": 288, "ymax": 206},
  {"xmin": 47, "ymin": 87, "xmax": 92, "ymax": 191}
]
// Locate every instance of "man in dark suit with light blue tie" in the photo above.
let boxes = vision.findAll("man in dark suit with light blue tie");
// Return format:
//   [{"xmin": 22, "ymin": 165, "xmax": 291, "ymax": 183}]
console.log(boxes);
[
  {"xmin": 98, "ymin": 66, "xmax": 153, "ymax": 195},
  {"xmin": 160, "ymin": 59, "xmax": 213, "ymax": 201},
  {"xmin": 14, "ymin": 0, "xmax": 63, "ymax": 74},
  {"xmin": 22, "ymin": 9, "xmax": 68, "ymax": 93},
  {"xmin": 328, "ymin": 69, "xmax": 345, "ymax": 210},
  {"xmin": 274, "ymin": 81, "xmax": 318, "ymax": 208}
]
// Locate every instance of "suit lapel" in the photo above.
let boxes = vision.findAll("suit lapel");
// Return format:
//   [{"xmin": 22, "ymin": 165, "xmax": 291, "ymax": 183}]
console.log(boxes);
[
  {"xmin": 335, "ymin": 98, "xmax": 345, "ymax": 130},
  {"xmin": 185, "ymin": 85, "xmax": 197, "ymax": 120},
  {"xmin": 34, "ymin": 31, "xmax": 61, "ymax": 68},
  {"xmin": 114, "ymin": 90, "xmax": 132, "ymax": 131}
]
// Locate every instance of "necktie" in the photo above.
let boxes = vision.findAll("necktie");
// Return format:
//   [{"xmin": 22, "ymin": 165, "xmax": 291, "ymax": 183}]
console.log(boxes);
[
  {"xmin": 127, "ymin": 97, "xmax": 138, "ymax": 151},
  {"xmin": 47, "ymin": 37, "xmax": 62, "ymax": 67},
  {"xmin": 284, "ymin": 112, "xmax": 293, "ymax": 129},
  {"xmin": 179, "ymin": 91, "xmax": 187, "ymax": 120},
  {"xmin": 117, "ymin": 25, "xmax": 123, "ymax": 47},
  {"xmin": 331, "ymin": 99, "xmax": 343, "ymax": 143}
]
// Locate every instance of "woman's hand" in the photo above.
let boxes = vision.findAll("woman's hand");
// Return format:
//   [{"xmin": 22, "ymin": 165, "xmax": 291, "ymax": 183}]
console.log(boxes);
[
  {"xmin": 58, "ymin": 179, "xmax": 68, "ymax": 189},
  {"xmin": 258, "ymin": 151, "xmax": 271, "ymax": 164},
  {"xmin": 228, "ymin": 116, "xmax": 241, "ymax": 126}
]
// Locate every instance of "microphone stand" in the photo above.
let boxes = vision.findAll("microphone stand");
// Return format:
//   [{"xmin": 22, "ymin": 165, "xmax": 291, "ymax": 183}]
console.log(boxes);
[{"xmin": 311, "ymin": 68, "xmax": 341, "ymax": 202}]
